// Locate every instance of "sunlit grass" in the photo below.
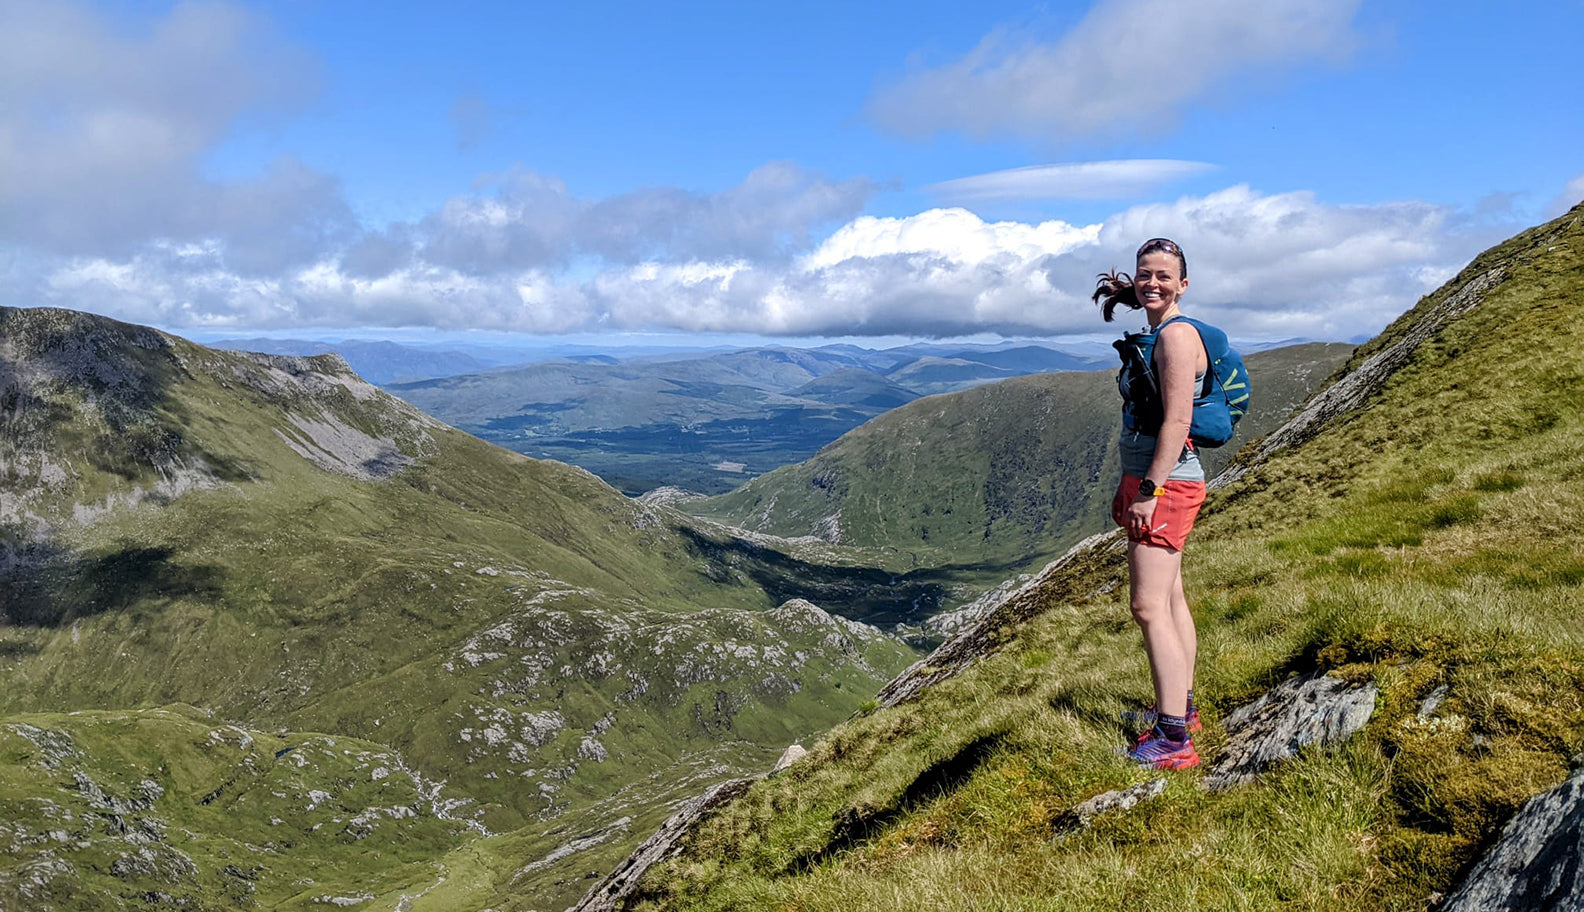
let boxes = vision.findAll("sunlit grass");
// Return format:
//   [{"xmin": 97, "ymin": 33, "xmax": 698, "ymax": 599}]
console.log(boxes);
[{"xmin": 631, "ymin": 209, "xmax": 1584, "ymax": 910}]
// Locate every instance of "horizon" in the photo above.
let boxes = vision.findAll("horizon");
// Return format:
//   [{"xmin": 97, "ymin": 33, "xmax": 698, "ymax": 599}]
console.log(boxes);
[{"xmin": 4, "ymin": 1, "xmax": 1580, "ymax": 345}]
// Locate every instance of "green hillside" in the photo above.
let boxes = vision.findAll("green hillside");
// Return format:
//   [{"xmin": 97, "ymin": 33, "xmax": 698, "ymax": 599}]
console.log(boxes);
[
  {"xmin": 0, "ymin": 308, "xmax": 917, "ymax": 910},
  {"xmin": 621, "ymin": 205, "xmax": 1584, "ymax": 911},
  {"xmin": 693, "ymin": 343, "xmax": 1352, "ymax": 578}
]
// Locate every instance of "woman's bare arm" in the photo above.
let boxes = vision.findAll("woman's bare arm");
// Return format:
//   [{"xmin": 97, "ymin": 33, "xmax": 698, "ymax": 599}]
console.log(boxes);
[{"xmin": 1143, "ymin": 321, "xmax": 1201, "ymax": 485}]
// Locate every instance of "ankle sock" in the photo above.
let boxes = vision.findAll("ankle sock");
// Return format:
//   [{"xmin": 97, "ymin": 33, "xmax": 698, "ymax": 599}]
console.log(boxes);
[{"xmin": 1157, "ymin": 714, "xmax": 1190, "ymax": 743}]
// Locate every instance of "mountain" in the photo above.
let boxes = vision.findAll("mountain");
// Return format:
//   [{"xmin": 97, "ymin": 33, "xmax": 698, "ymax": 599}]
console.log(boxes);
[
  {"xmin": 692, "ymin": 342, "xmax": 1354, "ymax": 580},
  {"xmin": 886, "ymin": 343, "xmax": 1105, "ymax": 375},
  {"xmin": 590, "ymin": 205, "xmax": 1584, "ymax": 910},
  {"xmin": 384, "ymin": 348, "xmax": 885, "ymax": 496},
  {"xmin": 210, "ymin": 337, "xmax": 499, "ymax": 384},
  {"xmin": 0, "ymin": 307, "xmax": 919, "ymax": 910},
  {"xmin": 880, "ymin": 356, "xmax": 1017, "ymax": 395},
  {"xmin": 784, "ymin": 368, "xmax": 921, "ymax": 409},
  {"xmin": 386, "ymin": 343, "xmax": 1113, "ymax": 496}
]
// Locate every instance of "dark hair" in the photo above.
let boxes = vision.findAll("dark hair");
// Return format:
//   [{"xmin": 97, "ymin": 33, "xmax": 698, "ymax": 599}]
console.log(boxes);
[{"xmin": 1092, "ymin": 238, "xmax": 1188, "ymax": 323}]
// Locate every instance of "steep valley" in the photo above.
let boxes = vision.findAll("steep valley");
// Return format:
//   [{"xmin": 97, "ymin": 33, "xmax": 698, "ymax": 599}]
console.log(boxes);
[{"xmin": 0, "ymin": 309, "xmax": 917, "ymax": 910}]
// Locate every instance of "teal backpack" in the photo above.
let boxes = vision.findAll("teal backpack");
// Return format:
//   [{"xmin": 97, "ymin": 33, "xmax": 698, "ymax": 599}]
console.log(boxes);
[{"xmin": 1114, "ymin": 315, "xmax": 1251, "ymax": 448}]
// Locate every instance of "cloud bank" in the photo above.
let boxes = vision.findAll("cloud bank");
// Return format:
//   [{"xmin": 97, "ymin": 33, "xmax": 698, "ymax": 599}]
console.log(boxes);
[
  {"xmin": 32, "ymin": 184, "xmax": 1480, "ymax": 342},
  {"xmin": 868, "ymin": 0, "xmax": 1362, "ymax": 143}
]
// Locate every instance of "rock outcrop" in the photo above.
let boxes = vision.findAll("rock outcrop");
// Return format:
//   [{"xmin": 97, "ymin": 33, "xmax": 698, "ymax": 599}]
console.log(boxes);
[
  {"xmin": 570, "ymin": 777, "xmax": 755, "ymax": 912},
  {"xmin": 1440, "ymin": 768, "xmax": 1584, "ymax": 911},
  {"xmin": 771, "ymin": 744, "xmax": 807, "ymax": 774},
  {"xmin": 1055, "ymin": 779, "xmax": 1167, "ymax": 834},
  {"xmin": 875, "ymin": 530, "xmax": 1124, "ymax": 710},
  {"xmin": 1203, "ymin": 672, "xmax": 1378, "ymax": 792}
]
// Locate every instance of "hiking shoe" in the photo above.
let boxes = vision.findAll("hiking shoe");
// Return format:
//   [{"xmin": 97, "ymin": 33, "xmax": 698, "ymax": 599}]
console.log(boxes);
[
  {"xmin": 1122, "ymin": 705, "xmax": 1202, "ymax": 734},
  {"xmin": 1127, "ymin": 729, "xmax": 1200, "ymax": 770}
]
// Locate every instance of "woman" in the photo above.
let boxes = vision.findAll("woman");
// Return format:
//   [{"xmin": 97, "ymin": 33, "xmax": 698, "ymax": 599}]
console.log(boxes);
[{"xmin": 1094, "ymin": 237, "xmax": 1207, "ymax": 770}]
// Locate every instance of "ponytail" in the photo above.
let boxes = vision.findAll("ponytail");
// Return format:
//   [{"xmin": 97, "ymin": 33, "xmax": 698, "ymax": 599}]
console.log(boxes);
[{"xmin": 1093, "ymin": 270, "xmax": 1139, "ymax": 323}]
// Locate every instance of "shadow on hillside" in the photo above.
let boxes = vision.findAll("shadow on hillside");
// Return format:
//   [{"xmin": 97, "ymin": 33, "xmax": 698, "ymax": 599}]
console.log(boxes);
[
  {"xmin": 1, "ymin": 540, "xmax": 225, "ymax": 627},
  {"xmin": 790, "ymin": 733, "xmax": 1003, "ymax": 873},
  {"xmin": 679, "ymin": 526, "xmax": 1031, "ymax": 629}
]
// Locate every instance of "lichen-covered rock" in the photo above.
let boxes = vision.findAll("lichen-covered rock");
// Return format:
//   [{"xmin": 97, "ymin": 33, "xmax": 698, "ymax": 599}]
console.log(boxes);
[
  {"xmin": 1203, "ymin": 671, "xmax": 1378, "ymax": 792},
  {"xmin": 1440, "ymin": 769, "xmax": 1584, "ymax": 912},
  {"xmin": 1055, "ymin": 778, "xmax": 1167, "ymax": 833}
]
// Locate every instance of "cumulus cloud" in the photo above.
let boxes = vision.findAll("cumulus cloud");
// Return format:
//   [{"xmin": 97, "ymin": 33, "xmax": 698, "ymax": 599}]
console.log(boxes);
[
  {"xmin": 34, "ymin": 185, "xmax": 1479, "ymax": 344},
  {"xmin": 868, "ymin": 0, "xmax": 1361, "ymax": 143},
  {"xmin": 927, "ymin": 160, "xmax": 1215, "ymax": 202},
  {"xmin": 803, "ymin": 208, "xmax": 1098, "ymax": 269},
  {"xmin": 42, "ymin": 242, "xmax": 592, "ymax": 333},
  {"xmin": 587, "ymin": 187, "xmax": 1473, "ymax": 339},
  {"xmin": 0, "ymin": 0, "xmax": 348, "ymax": 270},
  {"xmin": 411, "ymin": 162, "xmax": 874, "ymax": 272}
]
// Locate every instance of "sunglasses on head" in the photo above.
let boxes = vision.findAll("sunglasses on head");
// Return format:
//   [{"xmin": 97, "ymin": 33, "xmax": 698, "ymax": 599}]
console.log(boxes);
[{"xmin": 1136, "ymin": 238, "xmax": 1181, "ymax": 258}]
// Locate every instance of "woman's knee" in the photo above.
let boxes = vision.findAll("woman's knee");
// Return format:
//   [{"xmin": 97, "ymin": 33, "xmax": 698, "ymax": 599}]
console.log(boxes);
[{"xmin": 1129, "ymin": 596, "xmax": 1170, "ymax": 625}]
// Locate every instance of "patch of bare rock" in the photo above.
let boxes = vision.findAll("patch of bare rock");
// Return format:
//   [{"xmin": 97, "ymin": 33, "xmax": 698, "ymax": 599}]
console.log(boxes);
[
  {"xmin": 570, "ymin": 777, "xmax": 755, "ymax": 912},
  {"xmin": 1203, "ymin": 670, "xmax": 1378, "ymax": 792},
  {"xmin": 1055, "ymin": 778, "xmax": 1167, "ymax": 835}
]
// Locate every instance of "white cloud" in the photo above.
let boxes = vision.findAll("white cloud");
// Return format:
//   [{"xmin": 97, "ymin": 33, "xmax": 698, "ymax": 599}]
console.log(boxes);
[
  {"xmin": 593, "ymin": 186, "xmax": 1477, "ymax": 340},
  {"xmin": 868, "ymin": 0, "xmax": 1361, "ymax": 143},
  {"xmin": 414, "ymin": 162, "xmax": 873, "ymax": 272},
  {"xmin": 29, "ymin": 184, "xmax": 1482, "ymax": 342},
  {"xmin": 927, "ymin": 160, "xmax": 1216, "ymax": 202},
  {"xmin": 0, "ymin": 0, "xmax": 344, "ymax": 269},
  {"xmin": 803, "ymin": 208, "xmax": 1099, "ymax": 269}
]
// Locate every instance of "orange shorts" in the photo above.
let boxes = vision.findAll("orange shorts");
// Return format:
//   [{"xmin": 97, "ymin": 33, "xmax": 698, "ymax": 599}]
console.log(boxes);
[{"xmin": 1112, "ymin": 475, "xmax": 1206, "ymax": 552}]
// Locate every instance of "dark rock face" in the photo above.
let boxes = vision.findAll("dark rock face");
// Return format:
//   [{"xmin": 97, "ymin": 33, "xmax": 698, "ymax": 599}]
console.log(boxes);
[
  {"xmin": 571, "ymin": 777, "xmax": 755, "ymax": 912},
  {"xmin": 1441, "ymin": 769, "xmax": 1584, "ymax": 912},
  {"xmin": 1203, "ymin": 671, "xmax": 1378, "ymax": 792}
]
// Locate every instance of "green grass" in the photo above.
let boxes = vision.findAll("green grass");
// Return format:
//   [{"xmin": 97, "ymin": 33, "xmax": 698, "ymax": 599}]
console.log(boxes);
[
  {"xmin": 0, "ymin": 707, "xmax": 474, "ymax": 911},
  {"xmin": 0, "ymin": 308, "xmax": 922, "ymax": 909},
  {"xmin": 628, "ymin": 207, "xmax": 1584, "ymax": 911}
]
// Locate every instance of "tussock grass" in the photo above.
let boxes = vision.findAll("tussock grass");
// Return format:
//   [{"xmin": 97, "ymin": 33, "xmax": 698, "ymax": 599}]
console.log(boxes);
[{"xmin": 633, "ymin": 209, "xmax": 1584, "ymax": 910}]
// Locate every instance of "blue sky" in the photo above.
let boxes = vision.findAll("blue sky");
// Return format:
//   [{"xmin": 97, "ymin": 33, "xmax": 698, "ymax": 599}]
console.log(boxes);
[{"xmin": 4, "ymin": 0, "xmax": 1582, "ymax": 345}]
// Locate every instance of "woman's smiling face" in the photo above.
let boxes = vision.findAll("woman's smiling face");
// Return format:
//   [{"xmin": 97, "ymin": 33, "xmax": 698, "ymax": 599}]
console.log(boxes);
[{"xmin": 1134, "ymin": 251, "xmax": 1188, "ymax": 319}]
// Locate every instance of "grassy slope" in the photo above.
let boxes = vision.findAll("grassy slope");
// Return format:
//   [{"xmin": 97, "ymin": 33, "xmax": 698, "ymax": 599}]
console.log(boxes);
[
  {"xmin": 631, "ymin": 206, "xmax": 1584, "ymax": 911},
  {"xmin": 0, "ymin": 311, "xmax": 917, "ymax": 910},
  {"xmin": 693, "ymin": 343, "xmax": 1353, "ymax": 576}
]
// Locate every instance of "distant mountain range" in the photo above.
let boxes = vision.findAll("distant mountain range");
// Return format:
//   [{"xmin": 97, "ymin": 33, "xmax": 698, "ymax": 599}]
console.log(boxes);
[{"xmin": 387, "ymin": 343, "xmax": 1109, "ymax": 494}]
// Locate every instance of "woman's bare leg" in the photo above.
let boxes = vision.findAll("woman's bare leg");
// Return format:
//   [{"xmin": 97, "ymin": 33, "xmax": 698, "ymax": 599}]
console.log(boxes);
[
  {"xmin": 1128, "ymin": 540, "xmax": 1190, "ymax": 718},
  {"xmin": 1170, "ymin": 564, "xmax": 1196, "ymax": 696}
]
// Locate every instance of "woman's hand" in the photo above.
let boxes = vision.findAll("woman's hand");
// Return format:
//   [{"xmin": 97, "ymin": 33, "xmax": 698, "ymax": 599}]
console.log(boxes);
[{"xmin": 1126, "ymin": 493, "xmax": 1159, "ymax": 538}]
